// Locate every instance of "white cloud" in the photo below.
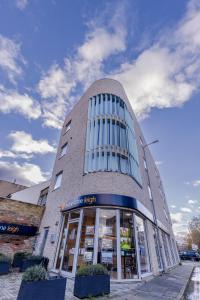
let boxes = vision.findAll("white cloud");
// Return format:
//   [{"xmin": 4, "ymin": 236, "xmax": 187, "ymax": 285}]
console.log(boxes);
[
  {"xmin": 170, "ymin": 212, "xmax": 183, "ymax": 224},
  {"xmin": 0, "ymin": 161, "xmax": 48, "ymax": 186},
  {"xmin": 188, "ymin": 199, "xmax": 198, "ymax": 204},
  {"xmin": 9, "ymin": 131, "xmax": 56, "ymax": 155},
  {"xmin": 0, "ymin": 150, "xmax": 32, "ymax": 160},
  {"xmin": 0, "ymin": 85, "xmax": 41, "ymax": 120},
  {"xmin": 112, "ymin": 0, "xmax": 200, "ymax": 119},
  {"xmin": 0, "ymin": 34, "xmax": 25, "ymax": 83},
  {"xmin": 170, "ymin": 205, "xmax": 176, "ymax": 209},
  {"xmin": 155, "ymin": 161, "xmax": 163, "ymax": 166},
  {"xmin": 180, "ymin": 207, "xmax": 192, "ymax": 213},
  {"xmin": 15, "ymin": 0, "xmax": 28, "ymax": 10},
  {"xmin": 38, "ymin": 5, "xmax": 126, "ymax": 128},
  {"xmin": 193, "ymin": 179, "xmax": 200, "ymax": 187}
]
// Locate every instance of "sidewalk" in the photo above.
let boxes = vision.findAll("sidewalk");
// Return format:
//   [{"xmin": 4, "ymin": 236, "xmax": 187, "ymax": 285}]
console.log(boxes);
[
  {"xmin": 101, "ymin": 263, "xmax": 194, "ymax": 300},
  {"xmin": 0, "ymin": 263, "xmax": 195, "ymax": 300}
]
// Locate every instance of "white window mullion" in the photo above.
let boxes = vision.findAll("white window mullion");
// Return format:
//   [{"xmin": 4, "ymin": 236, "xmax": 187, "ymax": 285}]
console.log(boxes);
[{"xmin": 93, "ymin": 208, "xmax": 100, "ymax": 264}]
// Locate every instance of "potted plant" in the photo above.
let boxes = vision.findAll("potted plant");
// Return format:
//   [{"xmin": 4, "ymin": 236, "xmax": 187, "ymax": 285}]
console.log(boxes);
[
  {"xmin": 74, "ymin": 264, "xmax": 110, "ymax": 299},
  {"xmin": 0, "ymin": 253, "xmax": 11, "ymax": 275},
  {"xmin": 17, "ymin": 265, "xmax": 66, "ymax": 300},
  {"xmin": 12, "ymin": 252, "xmax": 31, "ymax": 269},
  {"xmin": 20, "ymin": 255, "xmax": 43, "ymax": 272}
]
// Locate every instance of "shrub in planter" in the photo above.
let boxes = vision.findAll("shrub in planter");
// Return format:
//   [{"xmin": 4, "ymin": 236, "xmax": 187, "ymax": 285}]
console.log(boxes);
[
  {"xmin": 74, "ymin": 264, "xmax": 110, "ymax": 299},
  {"xmin": 12, "ymin": 252, "xmax": 31, "ymax": 268},
  {"xmin": 17, "ymin": 265, "xmax": 66, "ymax": 300},
  {"xmin": 20, "ymin": 255, "xmax": 43, "ymax": 272},
  {"xmin": 0, "ymin": 254, "xmax": 11, "ymax": 275}
]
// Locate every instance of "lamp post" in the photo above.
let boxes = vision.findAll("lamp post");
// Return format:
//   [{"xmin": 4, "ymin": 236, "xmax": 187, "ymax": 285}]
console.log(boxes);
[{"xmin": 142, "ymin": 139, "xmax": 166, "ymax": 272}]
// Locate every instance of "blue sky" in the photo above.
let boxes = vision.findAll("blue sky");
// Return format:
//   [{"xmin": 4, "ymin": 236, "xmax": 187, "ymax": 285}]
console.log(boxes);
[{"xmin": 0, "ymin": 0, "xmax": 200, "ymax": 238}]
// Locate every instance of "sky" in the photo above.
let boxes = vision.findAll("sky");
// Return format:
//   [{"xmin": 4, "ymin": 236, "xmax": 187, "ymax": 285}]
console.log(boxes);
[{"xmin": 0, "ymin": 0, "xmax": 200, "ymax": 239}]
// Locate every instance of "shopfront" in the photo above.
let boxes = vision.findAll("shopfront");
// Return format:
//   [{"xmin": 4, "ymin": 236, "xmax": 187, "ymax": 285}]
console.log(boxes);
[{"xmin": 54, "ymin": 194, "xmax": 165, "ymax": 281}]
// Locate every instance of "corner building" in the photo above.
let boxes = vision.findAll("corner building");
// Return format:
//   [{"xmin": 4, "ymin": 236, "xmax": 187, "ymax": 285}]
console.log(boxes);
[{"xmin": 35, "ymin": 78, "xmax": 179, "ymax": 280}]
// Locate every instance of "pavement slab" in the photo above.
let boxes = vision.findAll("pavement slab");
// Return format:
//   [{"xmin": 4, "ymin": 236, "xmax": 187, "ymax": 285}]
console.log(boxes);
[{"xmin": 0, "ymin": 262, "xmax": 195, "ymax": 300}]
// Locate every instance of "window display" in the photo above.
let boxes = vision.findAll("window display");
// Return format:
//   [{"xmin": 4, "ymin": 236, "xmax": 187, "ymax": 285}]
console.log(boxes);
[
  {"xmin": 135, "ymin": 215, "xmax": 150, "ymax": 274},
  {"xmin": 55, "ymin": 207, "xmax": 174, "ymax": 280},
  {"xmin": 120, "ymin": 210, "xmax": 138, "ymax": 279},
  {"xmin": 98, "ymin": 209, "xmax": 118, "ymax": 279},
  {"xmin": 77, "ymin": 208, "xmax": 96, "ymax": 269}
]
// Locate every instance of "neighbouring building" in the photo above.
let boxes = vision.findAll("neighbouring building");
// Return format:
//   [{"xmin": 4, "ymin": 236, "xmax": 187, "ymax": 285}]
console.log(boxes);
[
  {"xmin": 0, "ymin": 181, "xmax": 50, "ymax": 256},
  {"xmin": 0, "ymin": 180, "xmax": 27, "ymax": 198},
  {"xmin": 32, "ymin": 78, "xmax": 179, "ymax": 281}
]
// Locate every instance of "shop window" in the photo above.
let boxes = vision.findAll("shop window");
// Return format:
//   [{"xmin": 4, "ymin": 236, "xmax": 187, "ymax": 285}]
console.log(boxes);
[
  {"xmin": 77, "ymin": 208, "xmax": 96, "ymax": 269},
  {"xmin": 120, "ymin": 210, "xmax": 138, "ymax": 279},
  {"xmin": 161, "ymin": 231, "xmax": 171, "ymax": 267},
  {"xmin": 98, "ymin": 209, "xmax": 118, "ymax": 279},
  {"xmin": 69, "ymin": 210, "xmax": 80, "ymax": 220},
  {"xmin": 54, "ymin": 171, "xmax": 63, "ymax": 190},
  {"xmin": 152, "ymin": 227, "xmax": 162, "ymax": 270},
  {"xmin": 135, "ymin": 215, "xmax": 150, "ymax": 274}
]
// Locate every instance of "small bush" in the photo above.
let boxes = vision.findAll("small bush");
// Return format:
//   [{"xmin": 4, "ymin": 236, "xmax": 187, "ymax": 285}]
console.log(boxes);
[
  {"xmin": 14, "ymin": 252, "xmax": 31, "ymax": 258},
  {"xmin": 0, "ymin": 253, "xmax": 11, "ymax": 263},
  {"xmin": 22, "ymin": 265, "xmax": 47, "ymax": 282},
  {"xmin": 76, "ymin": 264, "xmax": 108, "ymax": 277},
  {"xmin": 26, "ymin": 255, "xmax": 43, "ymax": 261}
]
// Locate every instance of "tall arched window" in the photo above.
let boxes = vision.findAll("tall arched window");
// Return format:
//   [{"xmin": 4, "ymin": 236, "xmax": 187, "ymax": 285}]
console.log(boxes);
[{"xmin": 84, "ymin": 93, "xmax": 141, "ymax": 184}]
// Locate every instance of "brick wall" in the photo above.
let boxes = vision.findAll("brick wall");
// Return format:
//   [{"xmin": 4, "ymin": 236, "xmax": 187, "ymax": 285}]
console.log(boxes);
[{"xmin": 0, "ymin": 197, "xmax": 44, "ymax": 257}]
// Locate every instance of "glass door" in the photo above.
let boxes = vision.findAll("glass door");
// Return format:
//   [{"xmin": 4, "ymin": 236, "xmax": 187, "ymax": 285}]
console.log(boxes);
[{"xmin": 61, "ymin": 221, "xmax": 79, "ymax": 273}]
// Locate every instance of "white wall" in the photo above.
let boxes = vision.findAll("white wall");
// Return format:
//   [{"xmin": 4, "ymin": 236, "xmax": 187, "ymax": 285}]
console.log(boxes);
[{"xmin": 11, "ymin": 180, "xmax": 50, "ymax": 204}]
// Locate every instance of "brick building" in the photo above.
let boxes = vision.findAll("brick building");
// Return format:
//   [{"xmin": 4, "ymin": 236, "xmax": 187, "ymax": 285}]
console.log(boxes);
[{"xmin": 33, "ymin": 79, "xmax": 179, "ymax": 281}]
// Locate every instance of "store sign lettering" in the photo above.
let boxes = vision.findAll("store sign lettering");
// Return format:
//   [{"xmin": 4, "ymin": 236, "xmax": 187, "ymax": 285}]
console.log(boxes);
[
  {"xmin": 0, "ymin": 222, "xmax": 38, "ymax": 236},
  {"xmin": 67, "ymin": 196, "xmax": 96, "ymax": 209}
]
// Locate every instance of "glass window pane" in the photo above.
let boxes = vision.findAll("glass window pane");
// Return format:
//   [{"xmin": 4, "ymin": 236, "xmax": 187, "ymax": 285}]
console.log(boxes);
[
  {"xmin": 62, "ymin": 221, "xmax": 79, "ymax": 272},
  {"xmin": 54, "ymin": 172, "xmax": 63, "ymax": 189},
  {"xmin": 77, "ymin": 208, "xmax": 96, "ymax": 269},
  {"xmin": 120, "ymin": 210, "xmax": 138, "ymax": 279},
  {"xmin": 56, "ymin": 214, "xmax": 69, "ymax": 269},
  {"xmin": 135, "ymin": 215, "xmax": 150, "ymax": 274},
  {"xmin": 153, "ymin": 227, "xmax": 162, "ymax": 270},
  {"xmin": 60, "ymin": 143, "xmax": 68, "ymax": 157},
  {"xmin": 98, "ymin": 209, "xmax": 117, "ymax": 279}
]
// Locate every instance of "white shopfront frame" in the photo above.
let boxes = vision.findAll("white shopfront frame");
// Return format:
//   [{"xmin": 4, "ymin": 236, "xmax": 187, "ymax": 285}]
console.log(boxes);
[{"xmin": 54, "ymin": 207, "xmax": 152, "ymax": 281}]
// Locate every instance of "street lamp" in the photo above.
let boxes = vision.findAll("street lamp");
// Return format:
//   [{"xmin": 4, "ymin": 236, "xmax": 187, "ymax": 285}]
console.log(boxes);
[{"xmin": 143, "ymin": 139, "xmax": 159, "ymax": 149}]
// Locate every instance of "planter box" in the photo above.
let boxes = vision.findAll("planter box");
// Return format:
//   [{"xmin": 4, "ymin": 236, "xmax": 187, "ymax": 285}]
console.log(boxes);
[
  {"xmin": 20, "ymin": 259, "xmax": 42, "ymax": 272},
  {"xmin": 13, "ymin": 256, "xmax": 25, "ymax": 269},
  {"xmin": 17, "ymin": 278, "xmax": 66, "ymax": 300},
  {"xmin": 0, "ymin": 261, "xmax": 10, "ymax": 275},
  {"xmin": 74, "ymin": 274, "xmax": 110, "ymax": 299}
]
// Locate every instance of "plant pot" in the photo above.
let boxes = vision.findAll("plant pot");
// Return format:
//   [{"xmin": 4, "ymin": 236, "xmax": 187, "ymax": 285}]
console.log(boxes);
[
  {"xmin": 13, "ymin": 256, "xmax": 25, "ymax": 269},
  {"xmin": 20, "ymin": 259, "xmax": 42, "ymax": 272},
  {"xmin": 0, "ymin": 261, "xmax": 10, "ymax": 275},
  {"xmin": 17, "ymin": 278, "xmax": 67, "ymax": 300},
  {"xmin": 74, "ymin": 274, "xmax": 110, "ymax": 299}
]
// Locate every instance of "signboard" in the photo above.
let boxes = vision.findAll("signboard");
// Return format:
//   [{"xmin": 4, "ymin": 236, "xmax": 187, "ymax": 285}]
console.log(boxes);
[
  {"xmin": 62, "ymin": 193, "xmax": 154, "ymax": 223},
  {"xmin": 0, "ymin": 222, "xmax": 38, "ymax": 236}
]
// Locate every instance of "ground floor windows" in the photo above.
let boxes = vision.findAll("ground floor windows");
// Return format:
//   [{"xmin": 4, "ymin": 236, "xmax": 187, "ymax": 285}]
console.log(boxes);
[
  {"xmin": 161, "ymin": 231, "xmax": 172, "ymax": 267},
  {"xmin": 153, "ymin": 227, "xmax": 163, "ymax": 270},
  {"xmin": 98, "ymin": 209, "xmax": 118, "ymax": 279},
  {"xmin": 135, "ymin": 215, "xmax": 150, "ymax": 274},
  {"xmin": 120, "ymin": 210, "xmax": 138, "ymax": 279},
  {"xmin": 77, "ymin": 208, "xmax": 96, "ymax": 269},
  {"xmin": 54, "ymin": 207, "xmax": 176, "ymax": 280}
]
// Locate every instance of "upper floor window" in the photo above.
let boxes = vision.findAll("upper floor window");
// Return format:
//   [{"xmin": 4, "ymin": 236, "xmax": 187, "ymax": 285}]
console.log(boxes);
[
  {"xmin": 84, "ymin": 93, "xmax": 141, "ymax": 184},
  {"xmin": 65, "ymin": 120, "xmax": 71, "ymax": 133},
  {"xmin": 38, "ymin": 187, "xmax": 49, "ymax": 206},
  {"xmin": 54, "ymin": 171, "xmax": 63, "ymax": 190},
  {"xmin": 60, "ymin": 143, "xmax": 68, "ymax": 157}
]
